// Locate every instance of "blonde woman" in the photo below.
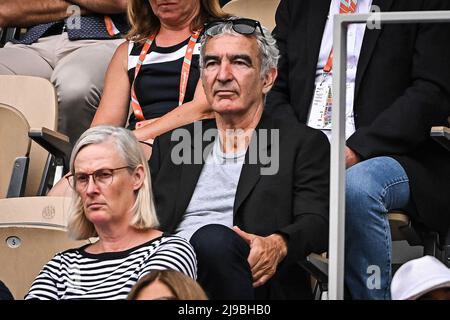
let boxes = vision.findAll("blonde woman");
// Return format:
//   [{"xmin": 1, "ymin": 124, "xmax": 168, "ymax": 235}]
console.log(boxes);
[{"xmin": 26, "ymin": 126, "xmax": 196, "ymax": 300}]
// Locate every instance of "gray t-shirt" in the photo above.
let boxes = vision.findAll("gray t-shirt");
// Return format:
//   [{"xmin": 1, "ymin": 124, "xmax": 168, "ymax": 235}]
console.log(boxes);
[{"xmin": 175, "ymin": 138, "xmax": 245, "ymax": 240}]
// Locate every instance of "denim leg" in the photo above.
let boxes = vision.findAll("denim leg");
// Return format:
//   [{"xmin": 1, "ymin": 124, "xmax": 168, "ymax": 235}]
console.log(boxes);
[
  {"xmin": 345, "ymin": 156, "xmax": 411, "ymax": 300},
  {"xmin": 190, "ymin": 224, "xmax": 254, "ymax": 300}
]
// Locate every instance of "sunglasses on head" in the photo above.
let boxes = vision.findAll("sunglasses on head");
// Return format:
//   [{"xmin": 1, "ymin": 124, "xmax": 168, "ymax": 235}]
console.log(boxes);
[{"xmin": 204, "ymin": 18, "xmax": 266, "ymax": 38}]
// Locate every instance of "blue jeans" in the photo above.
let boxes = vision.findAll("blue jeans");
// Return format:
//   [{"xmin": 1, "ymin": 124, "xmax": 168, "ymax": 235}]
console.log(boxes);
[{"xmin": 345, "ymin": 156, "xmax": 411, "ymax": 300}]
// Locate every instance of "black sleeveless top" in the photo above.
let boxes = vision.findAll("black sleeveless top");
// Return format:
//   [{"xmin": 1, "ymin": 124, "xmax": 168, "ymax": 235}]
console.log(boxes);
[{"xmin": 127, "ymin": 36, "xmax": 201, "ymax": 129}]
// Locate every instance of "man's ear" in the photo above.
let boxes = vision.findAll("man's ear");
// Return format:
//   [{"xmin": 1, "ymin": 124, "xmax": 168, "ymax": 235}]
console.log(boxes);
[
  {"xmin": 132, "ymin": 165, "xmax": 145, "ymax": 191},
  {"xmin": 262, "ymin": 67, "xmax": 278, "ymax": 95}
]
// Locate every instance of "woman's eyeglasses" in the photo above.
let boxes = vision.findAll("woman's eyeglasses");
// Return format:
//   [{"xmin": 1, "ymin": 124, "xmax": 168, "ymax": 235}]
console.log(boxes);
[
  {"xmin": 66, "ymin": 166, "xmax": 130, "ymax": 191},
  {"xmin": 204, "ymin": 18, "xmax": 265, "ymax": 38}
]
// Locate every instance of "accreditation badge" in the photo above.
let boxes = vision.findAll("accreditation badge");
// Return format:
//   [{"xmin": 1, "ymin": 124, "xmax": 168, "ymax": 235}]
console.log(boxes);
[
  {"xmin": 307, "ymin": 77, "xmax": 333, "ymax": 130},
  {"xmin": 307, "ymin": 74, "xmax": 355, "ymax": 131}
]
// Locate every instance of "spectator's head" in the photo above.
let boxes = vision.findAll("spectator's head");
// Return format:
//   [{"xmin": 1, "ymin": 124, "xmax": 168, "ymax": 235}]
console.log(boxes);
[
  {"xmin": 127, "ymin": 0, "xmax": 229, "ymax": 44},
  {"xmin": 128, "ymin": 270, "xmax": 208, "ymax": 300},
  {"xmin": 391, "ymin": 255, "xmax": 450, "ymax": 300},
  {"xmin": 199, "ymin": 18, "xmax": 279, "ymax": 115},
  {"xmin": 201, "ymin": 18, "xmax": 279, "ymax": 79},
  {"xmin": 67, "ymin": 126, "xmax": 159, "ymax": 240}
]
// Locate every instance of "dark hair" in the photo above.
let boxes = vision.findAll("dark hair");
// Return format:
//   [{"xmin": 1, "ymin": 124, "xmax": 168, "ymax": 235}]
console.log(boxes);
[
  {"xmin": 127, "ymin": 270, "xmax": 208, "ymax": 300},
  {"xmin": 127, "ymin": 0, "xmax": 230, "ymax": 44}
]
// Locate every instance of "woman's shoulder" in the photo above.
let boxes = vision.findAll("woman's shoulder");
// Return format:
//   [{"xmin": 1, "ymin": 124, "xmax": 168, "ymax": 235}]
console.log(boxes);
[
  {"xmin": 51, "ymin": 244, "xmax": 88, "ymax": 259},
  {"xmin": 141, "ymin": 235, "xmax": 197, "ymax": 278},
  {"xmin": 155, "ymin": 235, "xmax": 195, "ymax": 253},
  {"xmin": 158, "ymin": 234, "xmax": 193, "ymax": 247},
  {"xmin": 110, "ymin": 40, "xmax": 131, "ymax": 68},
  {"xmin": 125, "ymin": 234, "xmax": 193, "ymax": 253}
]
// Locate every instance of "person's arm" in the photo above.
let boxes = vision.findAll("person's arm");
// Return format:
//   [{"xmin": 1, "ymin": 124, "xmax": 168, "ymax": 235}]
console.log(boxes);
[
  {"xmin": 133, "ymin": 80, "xmax": 214, "ymax": 142},
  {"xmin": 0, "ymin": 0, "xmax": 127, "ymax": 28},
  {"xmin": 278, "ymin": 129, "xmax": 330, "ymax": 265},
  {"xmin": 265, "ymin": 0, "xmax": 297, "ymax": 119},
  {"xmin": 233, "ymin": 129, "xmax": 330, "ymax": 286},
  {"xmin": 0, "ymin": 0, "xmax": 75, "ymax": 27},
  {"xmin": 91, "ymin": 41, "xmax": 131, "ymax": 128},
  {"xmin": 139, "ymin": 237, "xmax": 198, "ymax": 280}
]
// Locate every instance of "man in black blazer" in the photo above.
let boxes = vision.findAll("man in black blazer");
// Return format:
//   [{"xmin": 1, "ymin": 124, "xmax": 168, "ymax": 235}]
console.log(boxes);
[
  {"xmin": 149, "ymin": 20, "xmax": 330, "ymax": 299},
  {"xmin": 266, "ymin": 0, "xmax": 450, "ymax": 299}
]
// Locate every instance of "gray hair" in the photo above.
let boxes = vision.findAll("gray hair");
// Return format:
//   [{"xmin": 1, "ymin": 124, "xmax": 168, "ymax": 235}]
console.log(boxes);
[
  {"xmin": 67, "ymin": 125, "xmax": 159, "ymax": 240},
  {"xmin": 199, "ymin": 19, "xmax": 279, "ymax": 78}
]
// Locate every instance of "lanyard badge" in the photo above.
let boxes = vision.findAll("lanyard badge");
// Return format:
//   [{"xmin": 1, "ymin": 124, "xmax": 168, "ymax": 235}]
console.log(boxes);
[
  {"xmin": 130, "ymin": 30, "xmax": 201, "ymax": 122},
  {"xmin": 307, "ymin": 0, "xmax": 358, "ymax": 130}
]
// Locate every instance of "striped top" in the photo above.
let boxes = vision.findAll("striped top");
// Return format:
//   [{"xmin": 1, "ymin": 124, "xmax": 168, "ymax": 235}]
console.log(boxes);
[
  {"xmin": 126, "ymin": 36, "xmax": 201, "ymax": 129},
  {"xmin": 25, "ymin": 235, "xmax": 197, "ymax": 300}
]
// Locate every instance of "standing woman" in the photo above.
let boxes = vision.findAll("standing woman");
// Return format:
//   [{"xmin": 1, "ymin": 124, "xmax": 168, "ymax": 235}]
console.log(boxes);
[{"xmin": 92, "ymin": 0, "xmax": 229, "ymax": 149}]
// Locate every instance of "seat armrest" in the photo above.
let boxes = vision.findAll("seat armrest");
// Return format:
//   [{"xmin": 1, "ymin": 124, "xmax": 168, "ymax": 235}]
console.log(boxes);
[
  {"xmin": 29, "ymin": 127, "xmax": 71, "ymax": 170},
  {"xmin": 430, "ymin": 126, "xmax": 450, "ymax": 151},
  {"xmin": 299, "ymin": 253, "xmax": 329, "ymax": 283}
]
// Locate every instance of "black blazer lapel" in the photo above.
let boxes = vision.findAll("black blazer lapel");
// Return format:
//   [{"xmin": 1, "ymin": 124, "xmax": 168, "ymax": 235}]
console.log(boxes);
[
  {"xmin": 306, "ymin": 0, "xmax": 331, "ymax": 91},
  {"xmin": 355, "ymin": 0, "xmax": 394, "ymax": 98},
  {"xmin": 174, "ymin": 120, "xmax": 217, "ymax": 220},
  {"xmin": 233, "ymin": 113, "xmax": 275, "ymax": 216}
]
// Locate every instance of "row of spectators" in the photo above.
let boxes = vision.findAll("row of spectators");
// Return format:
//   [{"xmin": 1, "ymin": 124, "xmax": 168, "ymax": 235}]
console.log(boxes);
[{"xmin": 0, "ymin": 0, "xmax": 449, "ymax": 300}]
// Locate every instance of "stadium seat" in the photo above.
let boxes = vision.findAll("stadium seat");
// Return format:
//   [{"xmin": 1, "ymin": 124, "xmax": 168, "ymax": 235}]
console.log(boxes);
[
  {"xmin": 431, "ymin": 126, "xmax": 450, "ymax": 152},
  {"xmin": 222, "ymin": 0, "xmax": 281, "ymax": 31},
  {"xmin": 0, "ymin": 104, "xmax": 31, "ymax": 198},
  {"xmin": 0, "ymin": 196, "xmax": 93, "ymax": 299},
  {"xmin": 0, "ymin": 75, "xmax": 71, "ymax": 196}
]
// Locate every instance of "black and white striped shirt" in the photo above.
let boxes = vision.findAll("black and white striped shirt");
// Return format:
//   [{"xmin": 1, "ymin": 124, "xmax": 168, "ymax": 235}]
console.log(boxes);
[{"xmin": 25, "ymin": 235, "xmax": 197, "ymax": 300}]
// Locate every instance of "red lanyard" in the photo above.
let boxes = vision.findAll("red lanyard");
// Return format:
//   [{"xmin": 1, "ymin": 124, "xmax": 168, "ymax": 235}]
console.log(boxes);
[
  {"xmin": 323, "ymin": 0, "xmax": 358, "ymax": 73},
  {"xmin": 130, "ymin": 31, "xmax": 201, "ymax": 121}
]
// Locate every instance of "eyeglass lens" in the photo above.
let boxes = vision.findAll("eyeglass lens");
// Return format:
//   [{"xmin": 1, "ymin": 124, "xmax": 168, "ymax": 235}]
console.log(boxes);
[
  {"xmin": 74, "ymin": 169, "xmax": 113, "ymax": 189},
  {"xmin": 68, "ymin": 166, "xmax": 130, "ymax": 190},
  {"xmin": 232, "ymin": 23, "xmax": 256, "ymax": 35}
]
